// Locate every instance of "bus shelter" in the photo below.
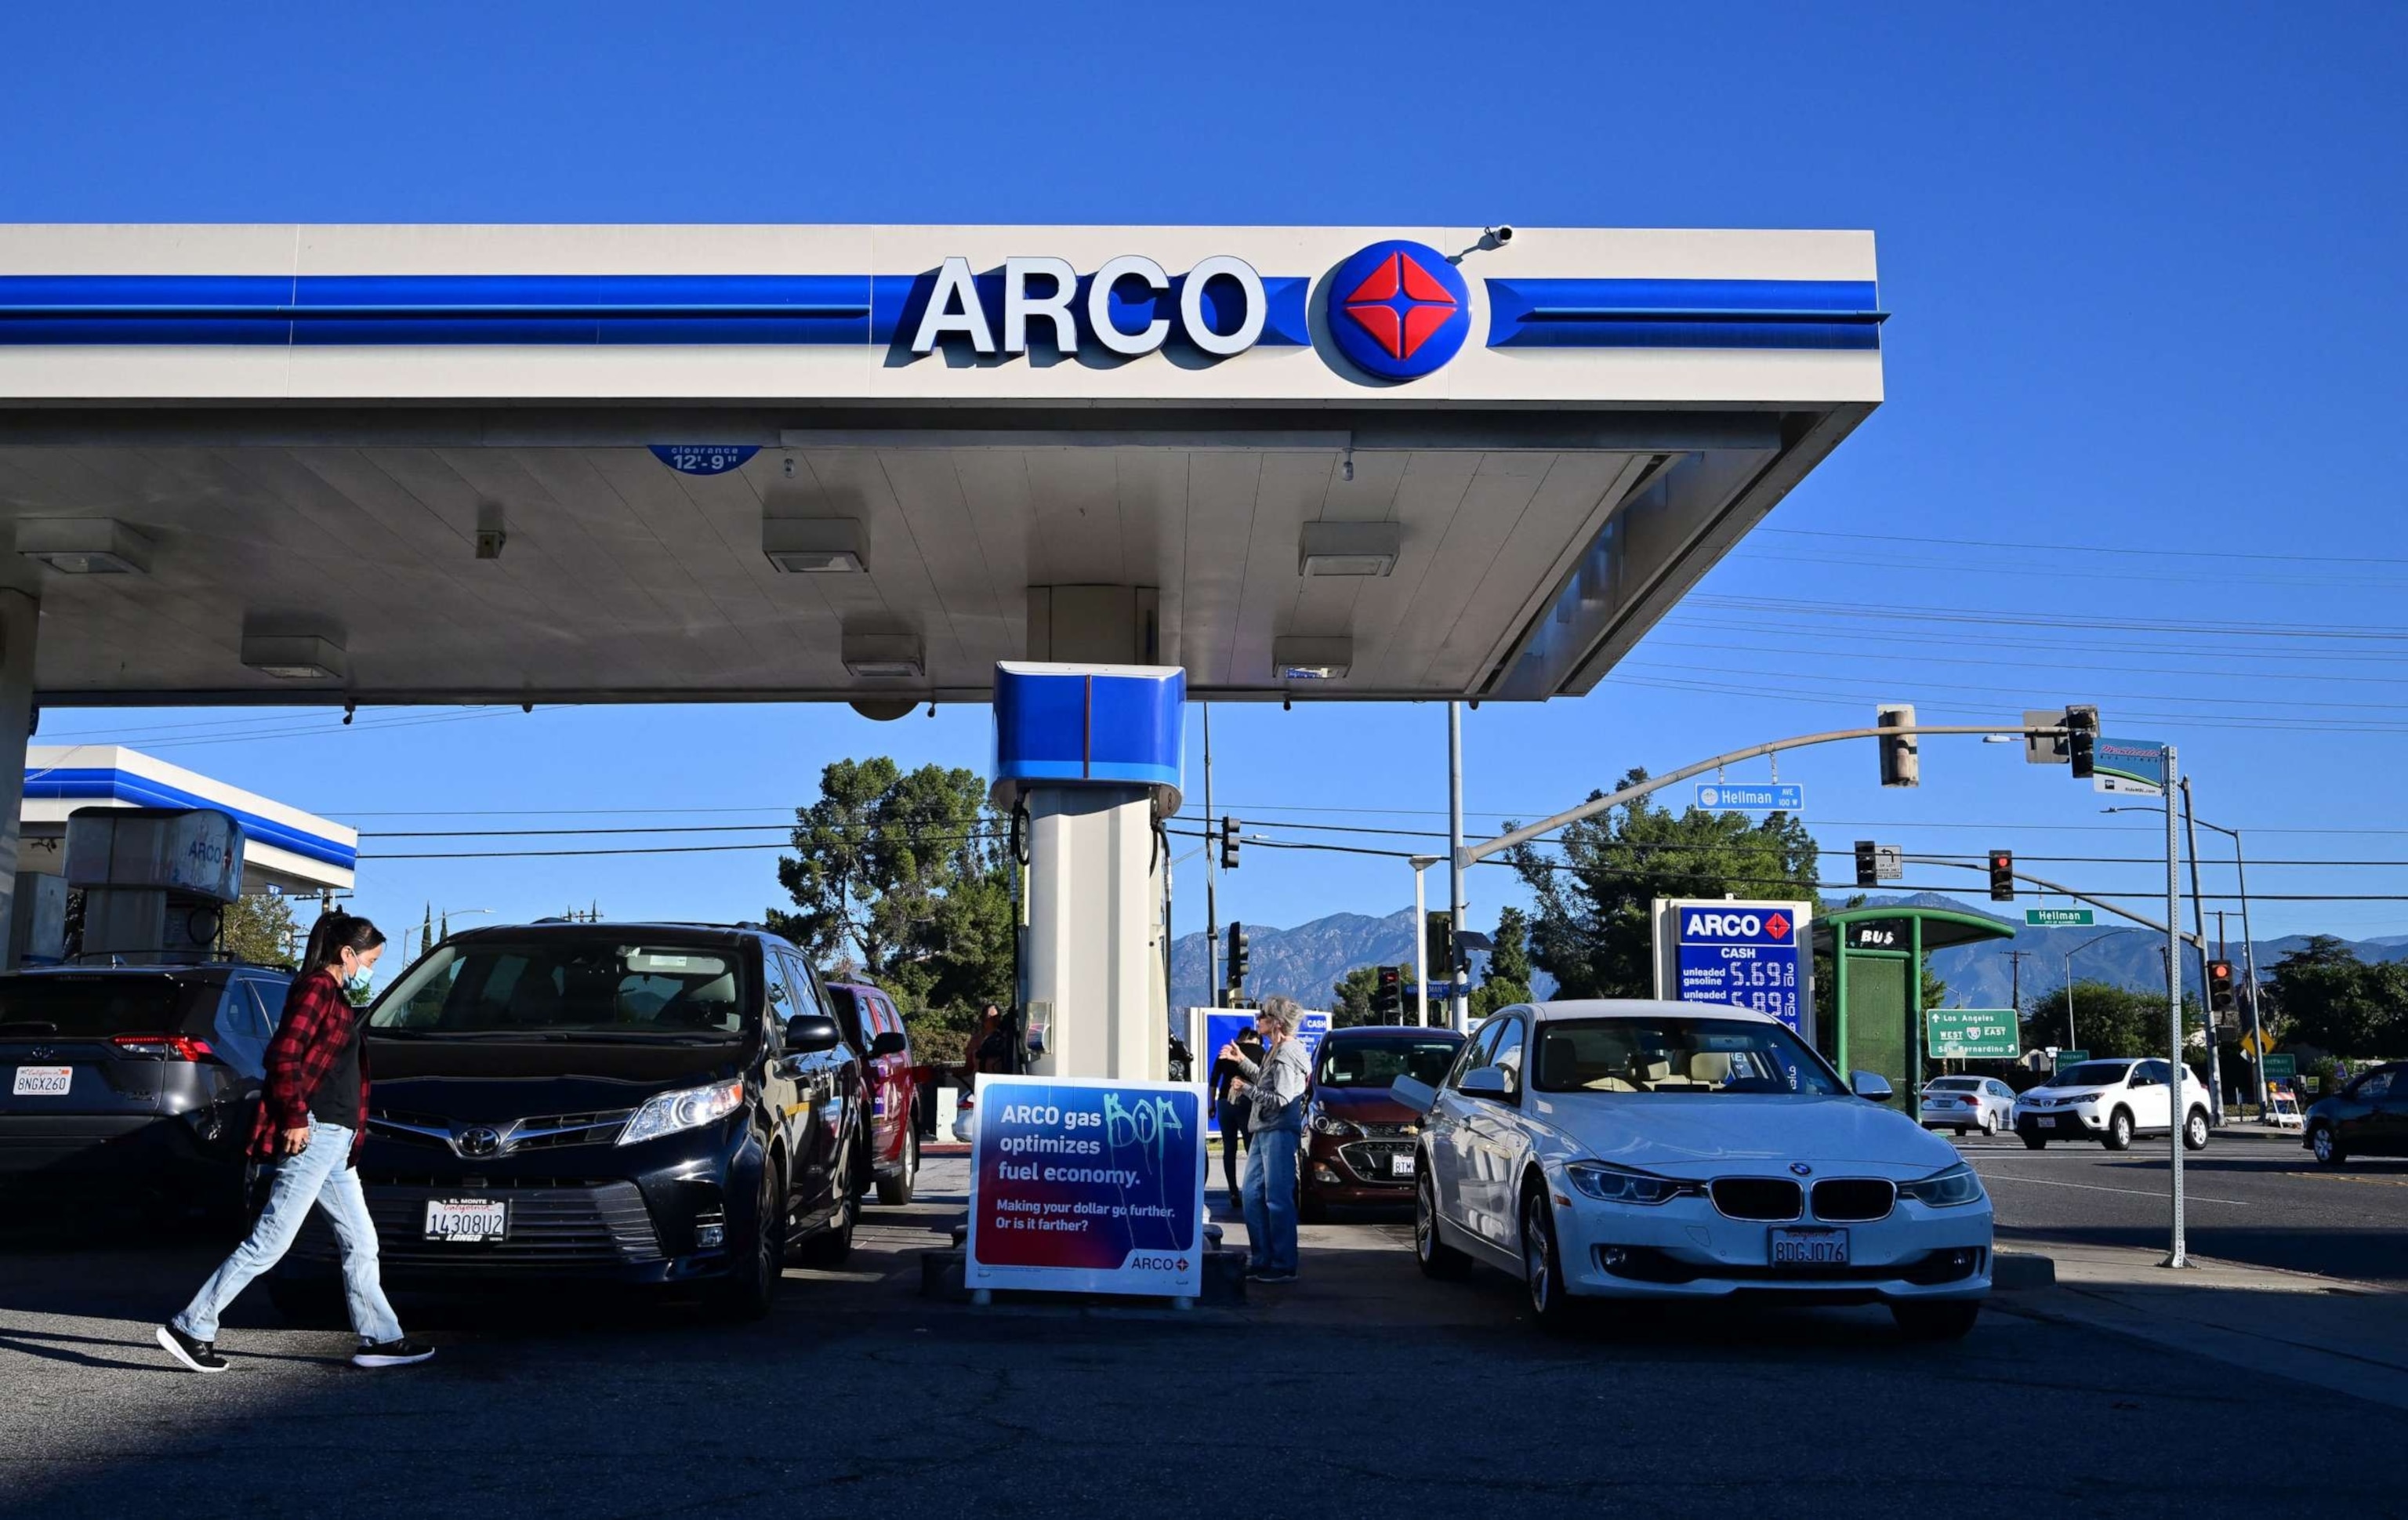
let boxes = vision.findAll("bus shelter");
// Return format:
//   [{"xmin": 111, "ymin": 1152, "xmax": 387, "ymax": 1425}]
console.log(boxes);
[{"xmin": 1812, "ymin": 906, "xmax": 2016, "ymax": 1123}]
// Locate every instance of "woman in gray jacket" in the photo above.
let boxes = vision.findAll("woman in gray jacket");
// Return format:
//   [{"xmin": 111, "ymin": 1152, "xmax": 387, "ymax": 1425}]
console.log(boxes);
[{"xmin": 1220, "ymin": 996, "xmax": 1312, "ymax": 1283}]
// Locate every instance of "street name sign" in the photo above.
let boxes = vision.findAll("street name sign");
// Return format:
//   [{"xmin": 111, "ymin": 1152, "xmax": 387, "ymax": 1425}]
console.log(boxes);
[
  {"xmin": 2025, "ymin": 908, "xmax": 2095, "ymax": 927},
  {"xmin": 1695, "ymin": 782, "xmax": 1804, "ymax": 812},
  {"xmin": 1927, "ymin": 1009, "xmax": 2020, "ymax": 1060},
  {"xmin": 2094, "ymin": 737, "xmax": 2170, "ymax": 796}
]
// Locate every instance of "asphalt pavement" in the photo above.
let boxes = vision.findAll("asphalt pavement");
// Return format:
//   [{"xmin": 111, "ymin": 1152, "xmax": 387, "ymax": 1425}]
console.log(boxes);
[
  {"xmin": 1951, "ymin": 1127, "xmax": 2408, "ymax": 1286},
  {"xmin": 5, "ymin": 1153, "xmax": 2407, "ymax": 1519}
]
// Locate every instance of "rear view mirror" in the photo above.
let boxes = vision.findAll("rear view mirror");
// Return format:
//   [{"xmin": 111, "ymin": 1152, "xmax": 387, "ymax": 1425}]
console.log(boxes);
[
  {"xmin": 1391, "ymin": 1075, "xmax": 1436, "ymax": 1116},
  {"xmin": 869, "ymin": 1030, "xmax": 908, "ymax": 1057},
  {"xmin": 1461, "ymin": 1066, "xmax": 1510, "ymax": 1100},
  {"xmin": 784, "ymin": 1013, "xmax": 840, "ymax": 1054},
  {"xmin": 1850, "ymin": 1070, "xmax": 1895, "ymax": 1101}
]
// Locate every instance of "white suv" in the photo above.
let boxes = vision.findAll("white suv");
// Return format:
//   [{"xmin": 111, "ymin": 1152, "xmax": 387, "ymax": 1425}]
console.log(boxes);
[{"xmin": 2013, "ymin": 1058, "xmax": 2210, "ymax": 1152}]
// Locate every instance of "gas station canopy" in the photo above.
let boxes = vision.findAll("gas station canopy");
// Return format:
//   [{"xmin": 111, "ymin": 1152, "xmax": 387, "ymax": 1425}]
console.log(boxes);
[{"xmin": 0, "ymin": 224, "xmax": 1881, "ymax": 708}]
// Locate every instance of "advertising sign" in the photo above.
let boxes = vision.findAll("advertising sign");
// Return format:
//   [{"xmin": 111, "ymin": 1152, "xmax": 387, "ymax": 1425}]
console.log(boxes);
[
  {"xmin": 1926, "ymin": 1009, "xmax": 2020, "ymax": 1060},
  {"xmin": 1196, "ymin": 1007, "xmax": 1333, "ymax": 1138},
  {"xmin": 1658, "ymin": 900, "xmax": 1809, "ymax": 1032},
  {"xmin": 1694, "ymin": 782, "xmax": 1806, "ymax": 813},
  {"xmin": 2093, "ymin": 737, "xmax": 2170, "ymax": 796},
  {"xmin": 965, "ymin": 1076, "xmax": 1207, "ymax": 1300},
  {"xmin": 2025, "ymin": 908, "xmax": 2095, "ymax": 927}
]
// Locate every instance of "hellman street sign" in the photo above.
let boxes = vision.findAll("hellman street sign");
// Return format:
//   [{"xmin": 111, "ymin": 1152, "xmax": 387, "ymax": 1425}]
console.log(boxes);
[
  {"xmin": 2025, "ymin": 908, "xmax": 2094, "ymax": 927},
  {"xmin": 1694, "ymin": 782, "xmax": 1805, "ymax": 812}
]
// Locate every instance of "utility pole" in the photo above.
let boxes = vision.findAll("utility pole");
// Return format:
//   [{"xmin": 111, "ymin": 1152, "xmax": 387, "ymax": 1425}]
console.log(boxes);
[
  {"xmin": 2179, "ymin": 778, "xmax": 2225, "ymax": 1125},
  {"xmin": 1203, "ymin": 702, "xmax": 1219, "ymax": 1009},
  {"xmin": 2163, "ymin": 745, "xmax": 2188, "ymax": 1269},
  {"xmin": 2003, "ymin": 949, "xmax": 2033, "ymax": 1027},
  {"xmin": 1447, "ymin": 702, "xmax": 1467, "ymax": 1032}
]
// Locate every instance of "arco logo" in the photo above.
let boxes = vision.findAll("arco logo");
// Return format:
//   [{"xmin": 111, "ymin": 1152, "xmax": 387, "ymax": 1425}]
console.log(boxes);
[{"xmin": 1325, "ymin": 239, "xmax": 1470, "ymax": 379}]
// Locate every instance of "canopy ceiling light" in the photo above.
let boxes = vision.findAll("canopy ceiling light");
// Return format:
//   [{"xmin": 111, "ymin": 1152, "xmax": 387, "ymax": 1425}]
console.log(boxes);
[
  {"xmin": 1297, "ymin": 521, "xmax": 1399, "ymax": 577},
  {"xmin": 1273, "ymin": 636, "xmax": 1352, "ymax": 681},
  {"xmin": 840, "ymin": 630, "xmax": 923, "ymax": 680},
  {"xmin": 239, "ymin": 633, "xmax": 346, "ymax": 682},
  {"xmin": 763, "ymin": 517, "xmax": 868, "ymax": 574},
  {"xmin": 16, "ymin": 518, "xmax": 153, "ymax": 575}
]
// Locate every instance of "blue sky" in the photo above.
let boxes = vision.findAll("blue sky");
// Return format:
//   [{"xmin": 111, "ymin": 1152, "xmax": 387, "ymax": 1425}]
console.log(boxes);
[{"xmin": 6, "ymin": 2, "xmax": 2406, "ymax": 960}]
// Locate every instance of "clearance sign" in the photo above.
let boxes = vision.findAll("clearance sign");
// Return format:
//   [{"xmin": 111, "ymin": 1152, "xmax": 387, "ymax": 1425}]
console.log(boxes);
[{"xmin": 1652, "ymin": 898, "xmax": 1815, "ymax": 1034}]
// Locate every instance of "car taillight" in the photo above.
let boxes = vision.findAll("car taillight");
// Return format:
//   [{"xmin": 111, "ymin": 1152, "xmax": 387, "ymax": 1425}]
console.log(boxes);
[{"xmin": 111, "ymin": 1033, "xmax": 216, "ymax": 1062}]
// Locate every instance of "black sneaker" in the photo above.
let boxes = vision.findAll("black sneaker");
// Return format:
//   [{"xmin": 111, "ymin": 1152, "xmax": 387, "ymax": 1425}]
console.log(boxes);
[
  {"xmin": 1251, "ymin": 1269, "xmax": 1298, "ymax": 1285},
  {"xmin": 352, "ymin": 1338, "xmax": 436, "ymax": 1369},
  {"xmin": 156, "ymin": 1322, "xmax": 228, "ymax": 1373}
]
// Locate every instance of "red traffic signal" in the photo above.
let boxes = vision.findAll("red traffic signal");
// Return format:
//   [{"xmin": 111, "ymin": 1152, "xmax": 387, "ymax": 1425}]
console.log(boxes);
[
  {"xmin": 2208, "ymin": 960, "xmax": 2236, "ymax": 1011},
  {"xmin": 1987, "ymin": 850, "xmax": 2015, "ymax": 901}
]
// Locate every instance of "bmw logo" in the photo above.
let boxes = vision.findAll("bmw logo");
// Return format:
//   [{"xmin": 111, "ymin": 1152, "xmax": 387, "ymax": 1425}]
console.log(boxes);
[
  {"xmin": 1790, "ymin": 1162, "xmax": 1813, "ymax": 1177},
  {"xmin": 1325, "ymin": 239, "xmax": 1471, "ymax": 380}
]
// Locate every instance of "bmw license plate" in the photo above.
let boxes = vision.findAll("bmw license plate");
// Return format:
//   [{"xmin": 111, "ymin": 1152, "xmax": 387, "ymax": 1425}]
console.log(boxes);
[
  {"xmin": 1391, "ymin": 1152, "xmax": 1416, "ymax": 1177},
  {"xmin": 424, "ymin": 1199, "xmax": 506, "ymax": 1242},
  {"xmin": 1769, "ymin": 1228, "xmax": 1849, "ymax": 1269},
  {"xmin": 11, "ymin": 1065, "xmax": 71, "ymax": 1097}
]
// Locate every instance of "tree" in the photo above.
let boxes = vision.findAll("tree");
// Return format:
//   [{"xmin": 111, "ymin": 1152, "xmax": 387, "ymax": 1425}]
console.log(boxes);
[
  {"xmin": 1471, "ymin": 905, "xmax": 1534, "ymax": 1020},
  {"xmin": 2267, "ymin": 937, "xmax": 2406, "ymax": 1057},
  {"xmin": 221, "ymin": 893, "xmax": 299, "ymax": 969},
  {"xmin": 1502, "ymin": 769, "xmax": 1819, "ymax": 1000},
  {"xmin": 766, "ymin": 758, "xmax": 1015, "ymax": 1036},
  {"xmin": 1330, "ymin": 965, "xmax": 1381, "ymax": 1026},
  {"xmin": 2023, "ymin": 979, "xmax": 2206, "ymax": 1059}
]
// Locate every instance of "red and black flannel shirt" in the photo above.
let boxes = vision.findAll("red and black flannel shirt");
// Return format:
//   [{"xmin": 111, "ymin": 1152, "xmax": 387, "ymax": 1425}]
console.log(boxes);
[{"xmin": 247, "ymin": 968, "xmax": 371, "ymax": 1165}]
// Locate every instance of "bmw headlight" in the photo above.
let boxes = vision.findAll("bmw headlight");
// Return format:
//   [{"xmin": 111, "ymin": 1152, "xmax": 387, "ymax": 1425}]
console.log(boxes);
[
  {"xmin": 618, "ymin": 1079, "xmax": 745, "ymax": 1146},
  {"xmin": 1900, "ymin": 1161, "xmax": 1985, "ymax": 1208},
  {"xmin": 1310, "ymin": 1109, "xmax": 1363, "ymax": 1140},
  {"xmin": 1565, "ymin": 1161, "xmax": 1704, "ymax": 1206}
]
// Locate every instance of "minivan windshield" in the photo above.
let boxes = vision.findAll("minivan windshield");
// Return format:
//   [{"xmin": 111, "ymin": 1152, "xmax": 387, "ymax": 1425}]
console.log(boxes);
[
  {"xmin": 1532, "ymin": 1016, "xmax": 1844, "ymax": 1096},
  {"xmin": 2050, "ymin": 1061, "xmax": 2132, "ymax": 1088},
  {"xmin": 370, "ymin": 940, "xmax": 752, "ymax": 1039},
  {"xmin": 1316, "ymin": 1035, "xmax": 1461, "ymax": 1090}
]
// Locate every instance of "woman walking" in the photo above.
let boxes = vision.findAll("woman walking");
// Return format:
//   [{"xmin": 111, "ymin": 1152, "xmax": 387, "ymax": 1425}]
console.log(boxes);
[{"xmin": 157, "ymin": 912, "xmax": 433, "ymax": 1373}]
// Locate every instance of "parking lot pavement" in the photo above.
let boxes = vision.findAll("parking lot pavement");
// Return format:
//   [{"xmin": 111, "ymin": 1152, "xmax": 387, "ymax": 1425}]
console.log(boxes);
[
  {"xmin": 6, "ymin": 1155, "xmax": 2407, "ymax": 1518},
  {"xmin": 1948, "ymin": 1130, "xmax": 2408, "ymax": 1286}
]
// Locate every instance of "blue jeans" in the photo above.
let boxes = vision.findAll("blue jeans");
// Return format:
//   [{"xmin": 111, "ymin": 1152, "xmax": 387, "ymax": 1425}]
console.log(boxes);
[
  {"xmin": 174, "ymin": 1121, "xmax": 403, "ymax": 1344},
  {"xmin": 1239, "ymin": 1125, "xmax": 1300, "ymax": 1275}
]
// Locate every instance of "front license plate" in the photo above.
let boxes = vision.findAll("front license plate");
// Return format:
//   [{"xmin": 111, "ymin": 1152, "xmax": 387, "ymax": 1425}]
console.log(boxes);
[
  {"xmin": 1391, "ymin": 1153, "xmax": 1416, "ymax": 1177},
  {"xmin": 2038, "ymin": 1116, "xmax": 2058, "ymax": 1129},
  {"xmin": 11, "ymin": 1065, "xmax": 71, "ymax": 1097},
  {"xmin": 424, "ymin": 1199, "xmax": 506, "ymax": 1242},
  {"xmin": 1769, "ymin": 1228, "xmax": 1849, "ymax": 1268}
]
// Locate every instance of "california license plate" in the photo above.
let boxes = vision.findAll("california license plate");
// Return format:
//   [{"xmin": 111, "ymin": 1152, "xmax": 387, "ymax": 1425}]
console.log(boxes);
[
  {"xmin": 11, "ymin": 1066, "xmax": 71, "ymax": 1097},
  {"xmin": 1769, "ymin": 1228, "xmax": 1849, "ymax": 1268},
  {"xmin": 1391, "ymin": 1152, "xmax": 1416, "ymax": 1177},
  {"xmin": 424, "ymin": 1199, "xmax": 506, "ymax": 1242},
  {"xmin": 2039, "ymin": 1116, "xmax": 2058, "ymax": 1128}
]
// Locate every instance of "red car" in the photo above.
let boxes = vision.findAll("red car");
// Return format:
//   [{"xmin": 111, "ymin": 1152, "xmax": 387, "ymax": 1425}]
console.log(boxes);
[
  {"xmin": 824, "ymin": 981, "xmax": 923, "ymax": 1205},
  {"xmin": 1298, "ymin": 1025, "xmax": 1466, "ymax": 1221}
]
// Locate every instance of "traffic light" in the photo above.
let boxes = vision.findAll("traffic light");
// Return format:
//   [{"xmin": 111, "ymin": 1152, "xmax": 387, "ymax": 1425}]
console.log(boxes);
[
  {"xmin": 1855, "ymin": 840, "xmax": 1879, "ymax": 889},
  {"xmin": 1424, "ymin": 916, "xmax": 1454, "ymax": 979},
  {"xmin": 1226, "ymin": 923, "xmax": 1249, "ymax": 989},
  {"xmin": 2208, "ymin": 959, "xmax": 2236, "ymax": 1012},
  {"xmin": 2067, "ymin": 705, "xmax": 2098, "ymax": 780},
  {"xmin": 1988, "ymin": 849, "xmax": 2015, "ymax": 901},
  {"xmin": 1219, "ymin": 817, "xmax": 1240, "ymax": 870},
  {"xmin": 1372, "ymin": 965, "xmax": 1402, "ymax": 1020},
  {"xmin": 1877, "ymin": 704, "xmax": 1919, "ymax": 788}
]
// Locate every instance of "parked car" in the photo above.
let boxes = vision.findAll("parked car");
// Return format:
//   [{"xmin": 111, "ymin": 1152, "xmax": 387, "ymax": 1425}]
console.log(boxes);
[
  {"xmin": 1298, "ymin": 1025, "xmax": 1463, "ymax": 1221},
  {"xmin": 2012, "ymin": 1057, "xmax": 2210, "ymax": 1152},
  {"xmin": 824, "ymin": 980, "xmax": 922, "ymax": 1205},
  {"xmin": 1920, "ymin": 1076, "xmax": 2016, "ymax": 1137},
  {"xmin": 1394, "ymin": 1000, "xmax": 1991, "ymax": 1339},
  {"xmin": 2305, "ymin": 1062, "xmax": 2407, "ymax": 1167},
  {"xmin": 0, "ymin": 962, "xmax": 292, "ymax": 1223},
  {"xmin": 271, "ymin": 922, "xmax": 864, "ymax": 1320}
]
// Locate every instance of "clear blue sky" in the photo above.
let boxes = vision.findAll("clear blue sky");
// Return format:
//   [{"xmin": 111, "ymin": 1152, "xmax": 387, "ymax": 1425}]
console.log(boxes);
[{"xmin": 7, "ymin": 2, "xmax": 2406, "ymax": 963}]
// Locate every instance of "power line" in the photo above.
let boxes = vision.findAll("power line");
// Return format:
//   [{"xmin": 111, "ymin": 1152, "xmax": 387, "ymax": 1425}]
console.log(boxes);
[
  {"xmin": 1684, "ymin": 594, "xmax": 2408, "ymax": 643},
  {"xmin": 1754, "ymin": 525, "xmax": 2408, "ymax": 569}
]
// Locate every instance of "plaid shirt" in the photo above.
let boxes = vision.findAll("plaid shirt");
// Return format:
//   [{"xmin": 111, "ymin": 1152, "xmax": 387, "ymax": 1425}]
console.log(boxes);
[{"xmin": 248, "ymin": 969, "xmax": 371, "ymax": 1164}]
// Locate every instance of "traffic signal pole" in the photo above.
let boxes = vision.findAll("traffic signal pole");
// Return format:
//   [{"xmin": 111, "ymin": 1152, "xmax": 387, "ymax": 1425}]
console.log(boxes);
[
  {"xmin": 2163, "ymin": 747, "xmax": 2188, "ymax": 1269},
  {"xmin": 1202, "ymin": 703, "xmax": 1219, "ymax": 1009},
  {"xmin": 1412, "ymin": 859, "xmax": 1430, "ymax": 1028},
  {"xmin": 1448, "ymin": 702, "xmax": 1467, "ymax": 1033},
  {"xmin": 2179, "ymin": 778, "xmax": 2224, "ymax": 1125}
]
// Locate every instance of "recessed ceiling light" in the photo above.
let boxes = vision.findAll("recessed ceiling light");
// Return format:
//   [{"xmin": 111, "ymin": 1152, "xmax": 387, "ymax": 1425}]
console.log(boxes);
[
  {"xmin": 841, "ymin": 631, "xmax": 922, "ymax": 680},
  {"xmin": 764, "ymin": 518, "xmax": 868, "ymax": 574},
  {"xmin": 240, "ymin": 634, "xmax": 346, "ymax": 682},
  {"xmin": 1273, "ymin": 637, "xmax": 1352, "ymax": 681},
  {"xmin": 16, "ymin": 519, "xmax": 154, "ymax": 575},
  {"xmin": 1298, "ymin": 521, "xmax": 1399, "ymax": 578}
]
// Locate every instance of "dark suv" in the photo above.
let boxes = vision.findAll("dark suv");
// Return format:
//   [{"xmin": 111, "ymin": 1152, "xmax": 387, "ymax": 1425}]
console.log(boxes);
[
  {"xmin": 272, "ymin": 923, "xmax": 864, "ymax": 1319},
  {"xmin": 0, "ymin": 962, "xmax": 292, "ymax": 1223}
]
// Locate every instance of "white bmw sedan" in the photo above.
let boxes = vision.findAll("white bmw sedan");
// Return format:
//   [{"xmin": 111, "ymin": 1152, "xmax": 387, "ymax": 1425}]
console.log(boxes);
[{"xmin": 1394, "ymin": 1000, "xmax": 1992, "ymax": 1338}]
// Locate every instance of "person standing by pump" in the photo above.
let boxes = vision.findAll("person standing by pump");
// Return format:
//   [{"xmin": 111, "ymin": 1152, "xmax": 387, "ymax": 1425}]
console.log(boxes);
[
  {"xmin": 1211, "ymin": 1025, "xmax": 1264, "ymax": 1210},
  {"xmin": 157, "ymin": 912, "xmax": 433, "ymax": 1373},
  {"xmin": 1220, "ymin": 997, "xmax": 1310, "ymax": 1284}
]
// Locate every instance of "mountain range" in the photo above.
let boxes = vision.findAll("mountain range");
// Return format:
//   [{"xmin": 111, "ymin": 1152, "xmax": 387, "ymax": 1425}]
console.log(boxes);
[{"xmin": 1168, "ymin": 894, "xmax": 2407, "ymax": 1014}]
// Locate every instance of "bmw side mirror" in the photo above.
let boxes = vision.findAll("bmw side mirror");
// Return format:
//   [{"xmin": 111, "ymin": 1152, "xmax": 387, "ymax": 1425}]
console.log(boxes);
[
  {"xmin": 1461, "ymin": 1066, "xmax": 1510, "ymax": 1100},
  {"xmin": 784, "ymin": 1013, "xmax": 841, "ymax": 1054},
  {"xmin": 1392, "ymin": 1075, "xmax": 1437, "ymax": 1116},
  {"xmin": 1850, "ymin": 1070, "xmax": 1894, "ymax": 1102},
  {"xmin": 870, "ymin": 1030, "xmax": 908, "ymax": 1058}
]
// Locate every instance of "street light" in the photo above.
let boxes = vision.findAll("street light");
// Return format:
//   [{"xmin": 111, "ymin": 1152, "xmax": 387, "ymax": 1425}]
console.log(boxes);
[
  {"xmin": 2182, "ymin": 813, "xmax": 2267, "ymax": 1119},
  {"xmin": 2062, "ymin": 928, "xmax": 2140, "ymax": 1050},
  {"xmin": 405, "ymin": 906, "xmax": 492, "ymax": 960},
  {"xmin": 1408, "ymin": 855, "xmax": 1441, "ymax": 1028}
]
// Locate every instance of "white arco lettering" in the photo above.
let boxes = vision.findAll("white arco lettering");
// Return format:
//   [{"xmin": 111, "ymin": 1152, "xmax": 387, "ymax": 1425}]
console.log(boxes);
[
  {"xmin": 912, "ymin": 256, "xmax": 996, "ymax": 354},
  {"xmin": 1003, "ymin": 256, "xmax": 1079, "ymax": 354},
  {"xmin": 1178, "ymin": 255, "xmax": 1265, "ymax": 357},
  {"xmin": 1088, "ymin": 254, "xmax": 1171, "ymax": 355}
]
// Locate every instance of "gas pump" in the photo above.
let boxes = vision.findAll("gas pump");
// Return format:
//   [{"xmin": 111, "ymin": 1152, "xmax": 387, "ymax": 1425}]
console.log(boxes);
[{"xmin": 990, "ymin": 662, "xmax": 1183, "ymax": 1082}]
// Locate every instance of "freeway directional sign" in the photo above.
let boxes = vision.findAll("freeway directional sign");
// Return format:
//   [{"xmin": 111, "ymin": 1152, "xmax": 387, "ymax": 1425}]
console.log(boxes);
[
  {"xmin": 1926, "ymin": 1008, "xmax": 2020, "ymax": 1061},
  {"xmin": 1695, "ymin": 782, "xmax": 1804, "ymax": 812},
  {"xmin": 2025, "ymin": 908, "xmax": 2095, "ymax": 927}
]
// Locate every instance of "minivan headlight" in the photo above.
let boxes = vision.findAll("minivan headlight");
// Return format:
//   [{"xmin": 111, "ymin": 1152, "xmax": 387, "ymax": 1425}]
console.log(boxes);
[
  {"xmin": 618, "ymin": 1079, "xmax": 745, "ymax": 1146},
  {"xmin": 1565, "ymin": 1161, "xmax": 1704, "ymax": 1206},
  {"xmin": 1901, "ymin": 1161, "xmax": 1985, "ymax": 1208}
]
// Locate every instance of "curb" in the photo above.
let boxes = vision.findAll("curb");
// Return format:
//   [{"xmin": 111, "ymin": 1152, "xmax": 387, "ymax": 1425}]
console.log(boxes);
[{"xmin": 1992, "ymin": 1251, "xmax": 2056, "ymax": 1291}]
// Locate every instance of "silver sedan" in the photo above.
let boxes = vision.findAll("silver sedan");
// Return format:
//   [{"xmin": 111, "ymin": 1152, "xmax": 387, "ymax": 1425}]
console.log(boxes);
[{"xmin": 1920, "ymin": 1077, "xmax": 2015, "ymax": 1137}]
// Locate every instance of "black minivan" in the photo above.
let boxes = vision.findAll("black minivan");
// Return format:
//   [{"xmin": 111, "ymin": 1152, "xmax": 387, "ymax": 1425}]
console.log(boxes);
[{"xmin": 274, "ymin": 922, "xmax": 863, "ymax": 1319}]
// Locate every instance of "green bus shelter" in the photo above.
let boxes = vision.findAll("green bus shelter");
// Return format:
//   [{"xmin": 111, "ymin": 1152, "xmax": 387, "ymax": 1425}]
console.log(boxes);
[{"xmin": 1812, "ymin": 906, "xmax": 2018, "ymax": 1123}]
